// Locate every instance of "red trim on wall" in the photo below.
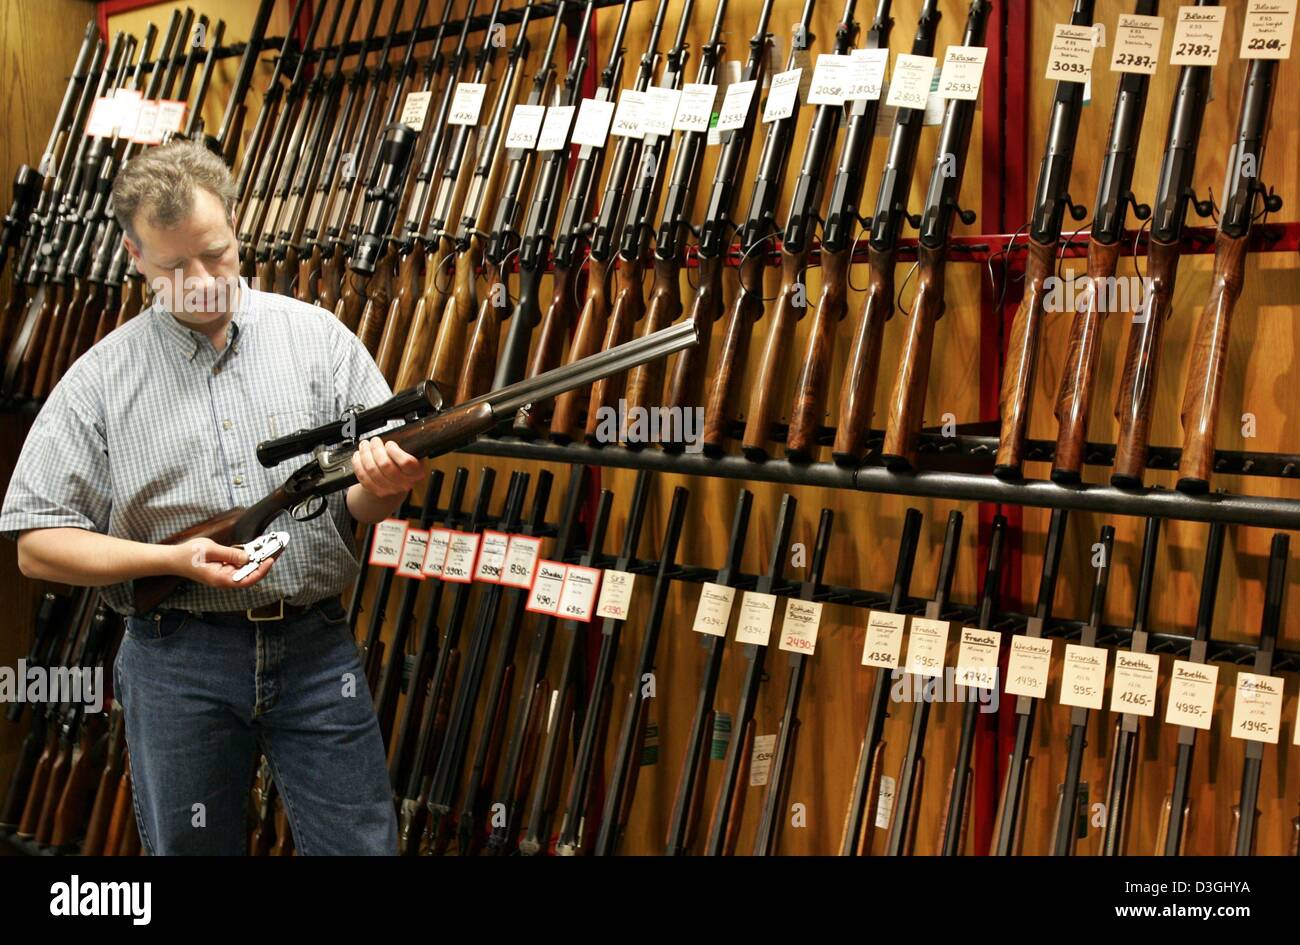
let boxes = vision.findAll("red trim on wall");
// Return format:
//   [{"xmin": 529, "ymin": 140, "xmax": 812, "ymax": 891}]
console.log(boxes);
[{"xmin": 97, "ymin": 0, "xmax": 170, "ymax": 39}]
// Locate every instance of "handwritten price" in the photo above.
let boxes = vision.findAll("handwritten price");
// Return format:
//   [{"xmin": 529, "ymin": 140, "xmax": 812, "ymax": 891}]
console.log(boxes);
[
  {"xmin": 1115, "ymin": 53, "xmax": 1154, "ymax": 68},
  {"xmin": 1049, "ymin": 60, "xmax": 1088, "ymax": 75},
  {"xmin": 784, "ymin": 636, "xmax": 815, "ymax": 651},
  {"xmin": 1246, "ymin": 37, "xmax": 1283, "ymax": 51},
  {"xmin": 1175, "ymin": 701, "xmax": 1205, "ymax": 716},
  {"xmin": 1239, "ymin": 719, "xmax": 1273, "ymax": 734},
  {"xmin": 1175, "ymin": 42, "xmax": 1212, "ymax": 57},
  {"xmin": 1119, "ymin": 691, "xmax": 1150, "ymax": 706}
]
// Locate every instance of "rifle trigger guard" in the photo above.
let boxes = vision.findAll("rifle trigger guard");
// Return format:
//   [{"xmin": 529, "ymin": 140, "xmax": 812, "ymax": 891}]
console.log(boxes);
[{"xmin": 290, "ymin": 494, "xmax": 326, "ymax": 522}]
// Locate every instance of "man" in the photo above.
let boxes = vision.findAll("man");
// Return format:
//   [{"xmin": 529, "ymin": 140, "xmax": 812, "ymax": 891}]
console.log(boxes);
[{"xmin": 0, "ymin": 140, "xmax": 426, "ymax": 855}]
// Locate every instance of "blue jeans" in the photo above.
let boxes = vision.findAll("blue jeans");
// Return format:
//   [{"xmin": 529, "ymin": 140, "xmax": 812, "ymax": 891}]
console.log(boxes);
[{"xmin": 113, "ymin": 598, "xmax": 398, "ymax": 855}]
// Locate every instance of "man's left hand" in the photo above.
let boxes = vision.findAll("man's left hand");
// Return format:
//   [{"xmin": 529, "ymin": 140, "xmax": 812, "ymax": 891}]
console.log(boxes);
[{"xmin": 352, "ymin": 437, "xmax": 427, "ymax": 498}]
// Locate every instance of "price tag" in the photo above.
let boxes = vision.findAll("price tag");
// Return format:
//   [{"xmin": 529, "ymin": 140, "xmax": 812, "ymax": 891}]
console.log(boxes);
[
  {"xmin": 113, "ymin": 88, "xmax": 143, "ymax": 140},
  {"xmin": 1111, "ymin": 13, "xmax": 1165, "ymax": 74},
  {"xmin": 1005, "ymin": 636, "xmax": 1053, "ymax": 699},
  {"xmin": 571, "ymin": 96, "xmax": 616, "ymax": 147},
  {"xmin": 396, "ymin": 528, "xmax": 429, "ymax": 579},
  {"xmin": 1110, "ymin": 652, "xmax": 1159, "ymax": 717},
  {"xmin": 130, "ymin": 100, "xmax": 161, "ymax": 145},
  {"xmin": 641, "ymin": 86, "xmax": 682, "ymax": 137},
  {"xmin": 536, "ymin": 105, "xmax": 575, "ymax": 151},
  {"xmin": 1170, "ymin": 5, "xmax": 1226, "ymax": 66},
  {"xmin": 1241, "ymin": 0, "xmax": 1296, "ymax": 59},
  {"xmin": 735, "ymin": 591, "xmax": 777, "ymax": 646},
  {"xmin": 714, "ymin": 79, "xmax": 756, "ymax": 131},
  {"xmin": 778, "ymin": 598, "xmax": 823, "ymax": 654},
  {"xmin": 807, "ymin": 54, "xmax": 852, "ymax": 105},
  {"xmin": 557, "ymin": 565, "xmax": 601, "ymax": 622},
  {"xmin": 904, "ymin": 617, "xmax": 950, "ymax": 678},
  {"xmin": 1165, "ymin": 660, "xmax": 1219, "ymax": 730},
  {"xmin": 691, "ymin": 582, "xmax": 735, "ymax": 637},
  {"xmin": 875, "ymin": 775, "xmax": 896, "ymax": 830},
  {"xmin": 847, "ymin": 48, "xmax": 889, "ymax": 102},
  {"xmin": 673, "ymin": 83, "xmax": 717, "ymax": 132},
  {"xmin": 708, "ymin": 61, "xmax": 742, "ymax": 144},
  {"xmin": 762, "ymin": 69, "xmax": 802, "ymax": 123},
  {"xmin": 1231, "ymin": 671, "xmax": 1284, "ymax": 743},
  {"xmin": 938, "ymin": 45, "xmax": 988, "ymax": 100},
  {"xmin": 526, "ymin": 560, "xmax": 567, "ymax": 615},
  {"xmin": 885, "ymin": 53, "xmax": 937, "ymax": 109},
  {"xmin": 861, "ymin": 611, "xmax": 905, "ymax": 669},
  {"xmin": 447, "ymin": 82, "xmax": 487, "ymax": 126},
  {"xmin": 155, "ymin": 99, "xmax": 187, "ymax": 135},
  {"xmin": 421, "ymin": 528, "xmax": 451, "ymax": 577},
  {"xmin": 400, "ymin": 90, "xmax": 433, "ymax": 131},
  {"xmin": 473, "ymin": 530, "xmax": 509, "ymax": 583},
  {"xmin": 955, "ymin": 627, "xmax": 1001, "ymax": 689},
  {"xmin": 440, "ymin": 531, "xmax": 480, "ymax": 583},
  {"xmin": 1059, "ymin": 644, "xmax": 1107, "ymax": 710},
  {"xmin": 595, "ymin": 569, "xmax": 636, "ymax": 620},
  {"xmin": 1045, "ymin": 23, "xmax": 1097, "ymax": 83},
  {"xmin": 505, "ymin": 104, "xmax": 546, "ymax": 150},
  {"xmin": 368, "ymin": 518, "xmax": 408, "ymax": 568},
  {"xmin": 85, "ymin": 96, "xmax": 116, "ymax": 138},
  {"xmin": 748, "ymin": 734, "xmax": 777, "ymax": 787},
  {"xmin": 610, "ymin": 89, "xmax": 646, "ymax": 139},
  {"xmin": 500, "ymin": 534, "xmax": 542, "ymax": 588}
]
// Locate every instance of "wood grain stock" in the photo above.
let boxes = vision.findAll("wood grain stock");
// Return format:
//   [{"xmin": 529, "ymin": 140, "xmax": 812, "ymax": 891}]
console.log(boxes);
[
  {"xmin": 394, "ymin": 236, "xmax": 454, "ymax": 392},
  {"xmin": 426, "ymin": 234, "xmax": 483, "ymax": 396},
  {"xmin": 583, "ymin": 258, "xmax": 645, "ymax": 443},
  {"xmin": 16, "ymin": 284, "xmax": 57, "ymax": 396},
  {"xmin": 457, "ymin": 266, "xmax": 506, "ymax": 404},
  {"xmin": 701, "ymin": 253, "xmax": 766, "ymax": 455},
  {"xmin": 548, "ymin": 258, "xmax": 612, "ymax": 442},
  {"xmin": 34, "ymin": 281, "xmax": 80, "ymax": 398},
  {"xmin": 831, "ymin": 247, "xmax": 895, "ymax": 466},
  {"xmin": 622, "ymin": 256, "xmax": 683, "ymax": 433},
  {"xmin": 70, "ymin": 282, "xmax": 104, "ymax": 367},
  {"xmin": 742, "ymin": 248, "xmax": 809, "ymax": 459},
  {"xmin": 334, "ymin": 268, "xmax": 369, "ymax": 335},
  {"xmin": 664, "ymin": 254, "xmax": 725, "ymax": 427},
  {"xmin": 116, "ymin": 275, "xmax": 147, "ymax": 326},
  {"xmin": 355, "ymin": 245, "xmax": 397, "ymax": 354},
  {"xmin": 512, "ymin": 264, "xmax": 577, "ymax": 437},
  {"xmin": 130, "ymin": 505, "xmax": 254, "ymax": 614},
  {"xmin": 881, "ymin": 246, "xmax": 950, "ymax": 470},
  {"xmin": 787, "ymin": 247, "xmax": 851, "ymax": 460},
  {"xmin": 994, "ymin": 238, "xmax": 1058, "ymax": 477},
  {"xmin": 317, "ymin": 248, "xmax": 343, "ymax": 313},
  {"xmin": 1178, "ymin": 231, "xmax": 1248, "ymax": 493},
  {"xmin": 49, "ymin": 279, "xmax": 88, "ymax": 388},
  {"xmin": 375, "ymin": 244, "xmax": 426, "ymax": 383},
  {"xmin": 297, "ymin": 245, "xmax": 320, "ymax": 304}
]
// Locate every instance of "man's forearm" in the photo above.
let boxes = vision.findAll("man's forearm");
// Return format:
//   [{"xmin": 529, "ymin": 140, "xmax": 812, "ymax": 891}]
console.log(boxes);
[
  {"xmin": 346, "ymin": 484, "xmax": 407, "ymax": 524},
  {"xmin": 17, "ymin": 528, "xmax": 178, "ymax": 586}
]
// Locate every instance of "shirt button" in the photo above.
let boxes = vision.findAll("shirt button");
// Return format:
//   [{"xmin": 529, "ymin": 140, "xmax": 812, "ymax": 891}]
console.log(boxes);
[
  {"xmin": 233, "ymin": 475, "xmax": 244, "ymax": 486},
  {"xmin": 222, "ymin": 419, "xmax": 232, "ymax": 430}
]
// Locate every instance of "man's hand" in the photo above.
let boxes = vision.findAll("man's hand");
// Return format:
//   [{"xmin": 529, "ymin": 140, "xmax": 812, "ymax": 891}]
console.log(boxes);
[
  {"xmin": 173, "ymin": 537, "xmax": 276, "ymax": 589},
  {"xmin": 352, "ymin": 436, "xmax": 427, "ymax": 499}
]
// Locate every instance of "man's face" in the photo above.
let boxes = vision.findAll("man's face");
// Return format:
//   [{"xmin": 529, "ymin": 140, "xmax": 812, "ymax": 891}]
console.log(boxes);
[{"xmin": 122, "ymin": 187, "xmax": 241, "ymax": 326}]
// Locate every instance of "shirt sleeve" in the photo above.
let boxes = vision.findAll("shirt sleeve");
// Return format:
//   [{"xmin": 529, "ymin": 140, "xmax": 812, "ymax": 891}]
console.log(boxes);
[{"xmin": 0, "ymin": 357, "xmax": 112, "ymax": 541}]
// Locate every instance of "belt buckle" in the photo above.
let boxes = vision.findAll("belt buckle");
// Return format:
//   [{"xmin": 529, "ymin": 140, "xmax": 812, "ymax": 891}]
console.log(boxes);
[{"xmin": 247, "ymin": 599, "xmax": 285, "ymax": 622}]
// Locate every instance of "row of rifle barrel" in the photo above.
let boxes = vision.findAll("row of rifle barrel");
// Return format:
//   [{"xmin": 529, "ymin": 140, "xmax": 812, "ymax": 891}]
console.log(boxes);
[{"xmin": 2, "ymin": 0, "xmax": 1293, "ymax": 503}]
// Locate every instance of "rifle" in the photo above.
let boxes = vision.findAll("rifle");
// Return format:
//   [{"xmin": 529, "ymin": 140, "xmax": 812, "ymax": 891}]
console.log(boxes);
[
  {"xmin": 937, "ymin": 514, "xmax": 1005, "ymax": 856},
  {"xmin": 1177, "ymin": 54, "xmax": 1282, "ymax": 494},
  {"xmin": 1099, "ymin": 516, "xmax": 1160, "ymax": 856},
  {"xmin": 698, "ymin": 0, "xmax": 816, "ymax": 455},
  {"xmin": 837, "ymin": 507, "xmax": 922, "ymax": 854},
  {"xmin": 886, "ymin": 509, "xmax": 962, "ymax": 856},
  {"xmin": 743, "ymin": 0, "xmax": 896, "ymax": 460},
  {"xmin": 877, "ymin": 0, "xmax": 989, "ymax": 471},
  {"xmin": 990, "ymin": 508, "xmax": 1068, "ymax": 855},
  {"xmin": 1155, "ymin": 519, "xmax": 1225, "ymax": 855},
  {"xmin": 103, "ymin": 756, "xmax": 136, "ymax": 856},
  {"xmin": 704, "ymin": 493, "xmax": 797, "ymax": 855},
  {"xmin": 664, "ymin": 489, "xmax": 752, "ymax": 855},
  {"xmin": 753, "ymin": 508, "xmax": 834, "ymax": 856},
  {"xmin": 458, "ymin": 0, "xmax": 578, "ymax": 401},
  {"xmin": 588, "ymin": 485, "xmax": 690, "ymax": 855},
  {"xmin": 617, "ymin": 0, "xmax": 734, "ymax": 437},
  {"xmin": 128, "ymin": 317, "xmax": 694, "ymax": 614},
  {"xmin": 80, "ymin": 700, "xmax": 125, "ymax": 856},
  {"xmin": 1048, "ymin": 525, "xmax": 1114, "ymax": 855},
  {"xmin": 517, "ymin": 489, "xmax": 617, "ymax": 855},
  {"xmin": 1231, "ymin": 533, "xmax": 1287, "ymax": 856},
  {"xmin": 544, "ymin": 0, "xmax": 672, "ymax": 441},
  {"xmin": 993, "ymin": 0, "xmax": 1094, "ymax": 479},
  {"xmin": 215, "ymin": 0, "xmax": 276, "ymax": 162},
  {"xmin": 356, "ymin": 495, "xmax": 414, "ymax": 691}
]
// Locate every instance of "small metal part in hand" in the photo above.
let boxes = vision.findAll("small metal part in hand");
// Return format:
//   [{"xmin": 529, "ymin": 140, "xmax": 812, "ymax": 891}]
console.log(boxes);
[{"xmin": 231, "ymin": 531, "xmax": 290, "ymax": 582}]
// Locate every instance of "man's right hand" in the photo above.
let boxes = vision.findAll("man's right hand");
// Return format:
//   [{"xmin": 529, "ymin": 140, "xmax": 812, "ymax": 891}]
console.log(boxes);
[{"xmin": 174, "ymin": 537, "xmax": 276, "ymax": 589}]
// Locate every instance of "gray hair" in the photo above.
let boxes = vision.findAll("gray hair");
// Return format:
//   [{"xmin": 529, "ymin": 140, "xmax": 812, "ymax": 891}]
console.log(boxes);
[{"xmin": 111, "ymin": 139, "xmax": 237, "ymax": 241}]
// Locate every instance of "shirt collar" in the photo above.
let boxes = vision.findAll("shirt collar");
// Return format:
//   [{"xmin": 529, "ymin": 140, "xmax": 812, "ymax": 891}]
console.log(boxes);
[{"xmin": 151, "ymin": 279, "xmax": 254, "ymax": 362}]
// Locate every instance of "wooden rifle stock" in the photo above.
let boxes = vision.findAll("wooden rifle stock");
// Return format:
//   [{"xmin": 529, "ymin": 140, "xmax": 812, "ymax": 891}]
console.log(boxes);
[
  {"xmin": 715, "ymin": 715, "xmax": 754, "ymax": 856},
  {"xmin": 14, "ymin": 285, "xmax": 58, "ymax": 397},
  {"xmin": 934, "ymin": 764, "xmax": 971, "ymax": 856},
  {"xmin": 510, "ymin": 262, "xmax": 578, "ymax": 435},
  {"xmin": 270, "ymin": 796, "xmax": 294, "ymax": 855},
  {"xmin": 881, "ymin": 246, "xmax": 948, "ymax": 469},
  {"xmin": 354, "ymin": 244, "xmax": 398, "ymax": 353},
  {"xmin": 622, "ymin": 256, "xmax": 683, "ymax": 430},
  {"xmin": 70, "ymin": 281, "xmax": 105, "ymax": 367},
  {"xmin": 42, "ymin": 279, "xmax": 86, "ymax": 394},
  {"xmin": 548, "ymin": 256, "xmax": 612, "ymax": 441},
  {"xmin": 17, "ymin": 720, "xmax": 59, "ymax": 838},
  {"xmin": 674, "ymin": 708, "xmax": 715, "ymax": 854},
  {"xmin": 993, "ymin": 238, "xmax": 1057, "ymax": 476},
  {"xmin": 318, "ymin": 247, "xmax": 345, "ymax": 313},
  {"xmin": 248, "ymin": 756, "xmax": 276, "ymax": 855},
  {"xmin": 742, "ymin": 247, "xmax": 809, "ymax": 459},
  {"xmin": 701, "ymin": 253, "xmax": 765, "ymax": 454},
  {"xmin": 786, "ymin": 246, "xmax": 851, "ymax": 460},
  {"xmin": 80, "ymin": 703, "xmax": 125, "ymax": 855},
  {"xmin": 103, "ymin": 757, "xmax": 134, "ymax": 856},
  {"xmin": 375, "ymin": 243, "xmax": 427, "ymax": 382},
  {"xmin": 832, "ymin": 247, "xmax": 894, "ymax": 465},
  {"xmin": 427, "ymin": 233, "xmax": 485, "ymax": 395},
  {"xmin": 663, "ymin": 254, "xmax": 725, "ymax": 425},
  {"xmin": 50, "ymin": 710, "xmax": 108, "ymax": 849},
  {"xmin": 457, "ymin": 261, "xmax": 508, "ymax": 403},
  {"xmin": 584, "ymin": 258, "xmax": 645, "ymax": 442},
  {"xmin": 393, "ymin": 234, "xmax": 455, "ymax": 390},
  {"xmin": 297, "ymin": 244, "xmax": 322, "ymax": 304}
]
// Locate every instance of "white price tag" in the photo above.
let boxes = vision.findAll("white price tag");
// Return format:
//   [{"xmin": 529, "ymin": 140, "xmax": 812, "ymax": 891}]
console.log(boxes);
[
  {"xmin": 154, "ymin": 99, "xmax": 187, "ymax": 135},
  {"xmin": 735, "ymin": 591, "xmax": 777, "ymax": 646},
  {"xmin": 610, "ymin": 89, "xmax": 646, "ymax": 139},
  {"xmin": 749, "ymin": 734, "xmax": 777, "ymax": 787},
  {"xmin": 421, "ymin": 528, "xmax": 451, "ymax": 577},
  {"xmin": 778, "ymin": 598, "xmax": 823, "ymax": 655},
  {"xmin": 526, "ymin": 560, "xmax": 567, "ymax": 615},
  {"xmin": 885, "ymin": 53, "xmax": 937, "ymax": 109},
  {"xmin": 447, "ymin": 82, "xmax": 487, "ymax": 126},
  {"xmin": 1005, "ymin": 636, "xmax": 1053, "ymax": 699},
  {"xmin": 904, "ymin": 617, "xmax": 950, "ymax": 678},
  {"xmin": 368, "ymin": 519, "xmax": 408, "ymax": 568},
  {"xmin": 692, "ymin": 582, "xmax": 735, "ymax": 637},
  {"xmin": 673, "ymin": 83, "xmax": 717, "ymax": 132},
  {"xmin": 861, "ymin": 611, "xmax": 905, "ymax": 669},
  {"xmin": 1059, "ymin": 644, "xmax": 1107, "ymax": 710},
  {"xmin": 500, "ymin": 535, "xmax": 542, "ymax": 588},
  {"xmin": 847, "ymin": 48, "xmax": 889, "ymax": 101},
  {"xmin": 595, "ymin": 569, "xmax": 636, "ymax": 620},
  {"xmin": 875, "ymin": 775, "xmax": 896, "ymax": 830},
  {"xmin": 131, "ymin": 101, "xmax": 161, "ymax": 145},
  {"xmin": 441, "ymin": 532, "xmax": 480, "ymax": 583},
  {"xmin": 1046, "ymin": 23, "xmax": 1097, "ymax": 83},
  {"xmin": 396, "ymin": 528, "xmax": 429, "ymax": 579},
  {"xmin": 400, "ymin": 90, "xmax": 433, "ymax": 131},
  {"xmin": 557, "ymin": 565, "xmax": 601, "ymax": 622},
  {"xmin": 714, "ymin": 79, "xmax": 756, "ymax": 131},
  {"xmin": 641, "ymin": 86, "xmax": 682, "ymax": 137},
  {"xmin": 113, "ymin": 89, "xmax": 143, "ymax": 140},
  {"xmin": 473, "ymin": 530, "xmax": 510, "ymax": 583},
  {"xmin": 1170, "ymin": 5, "xmax": 1226, "ymax": 66},
  {"xmin": 572, "ymin": 96, "xmax": 617, "ymax": 147},
  {"xmin": 1110, "ymin": 652, "xmax": 1159, "ymax": 717},
  {"xmin": 956, "ymin": 627, "xmax": 1001, "ymax": 689},
  {"xmin": 1240, "ymin": 0, "xmax": 1296, "ymax": 59},
  {"xmin": 1165, "ymin": 660, "xmax": 1218, "ymax": 730},
  {"xmin": 762, "ymin": 69, "xmax": 802, "ymax": 122},
  {"xmin": 85, "ymin": 96, "xmax": 117, "ymax": 138},
  {"xmin": 505, "ymin": 104, "xmax": 546, "ymax": 150},
  {"xmin": 536, "ymin": 105, "xmax": 575, "ymax": 151},
  {"xmin": 1111, "ymin": 14, "xmax": 1165, "ymax": 74},
  {"xmin": 807, "ymin": 54, "xmax": 853, "ymax": 105},
  {"xmin": 938, "ymin": 45, "xmax": 988, "ymax": 100},
  {"xmin": 1231, "ymin": 671, "xmax": 1284, "ymax": 743}
]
